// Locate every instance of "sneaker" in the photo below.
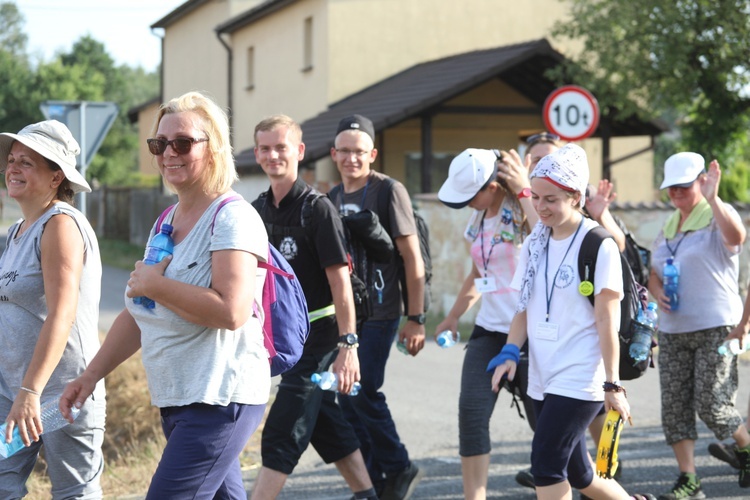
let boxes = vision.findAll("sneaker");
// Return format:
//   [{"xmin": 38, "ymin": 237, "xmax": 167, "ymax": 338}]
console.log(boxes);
[
  {"xmin": 657, "ymin": 473, "xmax": 705, "ymax": 500},
  {"xmin": 381, "ymin": 463, "xmax": 423, "ymax": 500},
  {"xmin": 515, "ymin": 468, "xmax": 535, "ymax": 489},
  {"xmin": 708, "ymin": 441, "xmax": 741, "ymax": 469},
  {"xmin": 737, "ymin": 445, "xmax": 750, "ymax": 488}
]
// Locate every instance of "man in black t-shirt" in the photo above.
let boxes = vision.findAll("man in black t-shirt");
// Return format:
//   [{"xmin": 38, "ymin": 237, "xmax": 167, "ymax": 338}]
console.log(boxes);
[{"xmin": 250, "ymin": 115, "xmax": 376, "ymax": 500}]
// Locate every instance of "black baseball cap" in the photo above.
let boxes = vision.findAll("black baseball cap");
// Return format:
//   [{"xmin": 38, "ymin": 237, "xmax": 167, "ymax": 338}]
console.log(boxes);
[{"xmin": 336, "ymin": 114, "xmax": 375, "ymax": 141}]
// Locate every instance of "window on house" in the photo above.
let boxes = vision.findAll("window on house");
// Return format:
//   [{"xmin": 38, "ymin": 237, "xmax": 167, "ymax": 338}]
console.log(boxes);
[
  {"xmin": 405, "ymin": 152, "xmax": 454, "ymax": 193},
  {"xmin": 246, "ymin": 46, "xmax": 255, "ymax": 90},
  {"xmin": 303, "ymin": 16, "xmax": 313, "ymax": 71}
]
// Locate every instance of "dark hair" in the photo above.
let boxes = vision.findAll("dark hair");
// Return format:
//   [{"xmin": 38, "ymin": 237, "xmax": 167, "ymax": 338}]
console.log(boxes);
[{"xmin": 44, "ymin": 158, "xmax": 75, "ymax": 203}]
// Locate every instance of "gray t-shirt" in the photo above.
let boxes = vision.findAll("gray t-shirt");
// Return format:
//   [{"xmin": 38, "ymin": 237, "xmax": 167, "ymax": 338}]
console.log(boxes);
[
  {"xmin": 334, "ymin": 171, "xmax": 417, "ymax": 320},
  {"xmin": 651, "ymin": 205, "xmax": 743, "ymax": 334},
  {"xmin": 0, "ymin": 203, "xmax": 105, "ymax": 402},
  {"xmin": 127, "ymin": 193, "xmax": 270, "ymax": 407}
]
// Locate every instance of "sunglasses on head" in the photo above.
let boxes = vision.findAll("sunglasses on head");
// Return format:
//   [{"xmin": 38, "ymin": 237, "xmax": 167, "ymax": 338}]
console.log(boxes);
[
  {"xmin": 147, "ymin": 137, "xmax": 209, "ymax": 155},
  {"xmin": 526, "ymin": 132, "xmax": 560, "ymax": 145}
]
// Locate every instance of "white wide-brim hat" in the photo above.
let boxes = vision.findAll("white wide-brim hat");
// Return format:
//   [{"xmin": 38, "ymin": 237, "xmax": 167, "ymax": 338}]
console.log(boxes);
[{"xmin": 0, "ymin": 120, "xmax": 91, "ymax": 193}]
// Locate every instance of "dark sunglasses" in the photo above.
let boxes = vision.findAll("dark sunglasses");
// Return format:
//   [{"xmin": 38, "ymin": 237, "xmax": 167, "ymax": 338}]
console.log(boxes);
[
  {"xmin": 147, "ymin": 137, "xmax": 208, "ymax": 155},
  {"xmin": 526, "ymin": 132, "xmax": 560, "ymax": 145}
]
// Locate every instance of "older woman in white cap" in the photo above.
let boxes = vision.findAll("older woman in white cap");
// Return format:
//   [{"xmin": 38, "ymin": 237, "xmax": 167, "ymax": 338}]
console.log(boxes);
[
  {"xmin": 0, "ymin": 120, "xmax": 105, "ymax": 497},
  {"xmin": 650, "ymin": 153, "xmax": 750, "ymax": 499},
  {"xmin": 437, "ymin": 147, "xmax": 536, "ymax": 500},
  {"xmin": 488, "ymin": 144, "xmax": 657, "ymax": 500}
]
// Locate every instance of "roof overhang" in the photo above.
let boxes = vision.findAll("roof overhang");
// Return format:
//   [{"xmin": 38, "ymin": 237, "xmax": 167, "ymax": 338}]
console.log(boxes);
[{"xmin": 232, "ymin": 39, "xmax": 668, "ymax": 169}]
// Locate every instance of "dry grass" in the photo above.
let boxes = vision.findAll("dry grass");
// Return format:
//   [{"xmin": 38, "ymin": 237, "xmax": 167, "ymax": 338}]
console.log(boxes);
[{"xmin": 24, "ymin": 337, "xmax": 266, "ymax": 499}]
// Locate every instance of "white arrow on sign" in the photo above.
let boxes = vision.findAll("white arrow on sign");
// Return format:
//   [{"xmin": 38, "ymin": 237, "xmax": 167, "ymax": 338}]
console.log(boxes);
[{"xmin": 542, "ymin": 86, "xmax": 600, "ymax": 142}]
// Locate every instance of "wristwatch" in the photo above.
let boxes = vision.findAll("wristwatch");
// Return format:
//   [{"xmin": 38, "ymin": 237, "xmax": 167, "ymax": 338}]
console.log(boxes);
[
  {"xmin": 406, "ymin": 314, "xmax": 426, "ymax": 325},
  {"xmin": 338, "ymin": 333, "xmax": 359, "ymax": 349},
  {"xmin": 517, "ymin": 187, "xmax": 532, "ymax": 199}
]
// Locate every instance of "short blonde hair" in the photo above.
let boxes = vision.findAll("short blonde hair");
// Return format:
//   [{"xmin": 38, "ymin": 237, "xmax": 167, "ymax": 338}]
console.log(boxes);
[
  {"xmin": 254, "ymin": 115, "xmax": 302, "ymax": 145},
  {"xmin": 152, "ymin": 91, "xmax": 236, "ymax": 194}
]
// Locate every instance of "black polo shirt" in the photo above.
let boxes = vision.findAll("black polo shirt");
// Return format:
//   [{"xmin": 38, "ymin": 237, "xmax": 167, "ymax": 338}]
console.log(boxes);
[{"xmin": 253, "ymin": 177, "xmax": 349, "ymax": 352}]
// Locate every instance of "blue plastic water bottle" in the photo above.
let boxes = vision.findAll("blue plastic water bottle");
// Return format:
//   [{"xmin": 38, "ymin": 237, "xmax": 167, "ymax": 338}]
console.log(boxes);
[
  {"xmin": 436, "ymin": 330, "xmax": 460, "ymax": 348},
  {"xmin": 663, "ymin": 258, "xmax": 680, "ymax": 311},
  {"xmin": 0, "ymin": 398, "xmax": 81, "ymax": 459},
  {"xmin": 629, "ymin": 302, "xmax": 658, "ymax": 362},
  {"xmin": 133, "ymin": 223, "xmax": 174, "ymax": 309},
  {"xmin": 310, "ymin": 372, "xmax": 361, "ymax": 396}
]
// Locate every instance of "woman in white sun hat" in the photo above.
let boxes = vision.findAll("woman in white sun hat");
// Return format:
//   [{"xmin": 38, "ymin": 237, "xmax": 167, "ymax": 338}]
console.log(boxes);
[
  {"xmin": 437, "ymin": 147, "xmax": 537, "ymax": 499},
  {"xmin": 650, "ymin": 152, "xmax": 750, "ymax": 499},
  {"xmin": 0, "ymin": 120, "xmax": 105, "ymax": 498}
]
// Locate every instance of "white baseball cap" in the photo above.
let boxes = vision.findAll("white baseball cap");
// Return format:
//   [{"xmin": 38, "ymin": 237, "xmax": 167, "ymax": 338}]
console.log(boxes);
[
  {"xmin": 0, "ymin": 120, "xmax": 91, "ymax": 193},
  {"xmin": 438, "ymin": 148, "xmax": 498, "ymax": 209},
  {"xmin": 660, "ymin": 152, "xmax": 705, "ymax": 190}
]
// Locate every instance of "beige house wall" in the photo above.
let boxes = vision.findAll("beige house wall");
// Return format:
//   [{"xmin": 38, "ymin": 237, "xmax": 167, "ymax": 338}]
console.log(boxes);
[
  {"xmin": 161, "ymin": 0, "xmax": 264, "ymax": 106},
  {"xmin": 230, "ymin": 0, "xmax": 329, "ymax": 152},
  {"xmin": 135, "ymin": 101, "xmax": 161, "ymax": 175},
  {"xmin": 326, "ymin": 0, "xmax": 572, "ymax": 103}
]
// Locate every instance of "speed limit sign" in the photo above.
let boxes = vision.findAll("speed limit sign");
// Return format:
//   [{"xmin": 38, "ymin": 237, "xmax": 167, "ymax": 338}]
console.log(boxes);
[{"xmin": 542, "ymin": 86, "xmax": 600, "ymax": 141}]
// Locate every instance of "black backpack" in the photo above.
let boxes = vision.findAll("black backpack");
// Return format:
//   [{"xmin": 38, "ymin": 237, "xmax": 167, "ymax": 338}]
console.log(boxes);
[
  {"xmin": 577, "ymin": 226, "xmax": 654, "ymax": 380},
  {"xmin": 377, "ymin": 178, "xmax": 432, "ymax": 313},
  {"xmin": 255, "ymin": 189, "xmax": 372, "ymax": 328}
]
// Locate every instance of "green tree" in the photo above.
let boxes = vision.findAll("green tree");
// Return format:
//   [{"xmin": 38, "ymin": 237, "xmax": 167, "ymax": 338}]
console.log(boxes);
[
  {"xmin": 0, "ymin": 1, "xmax": 27, "ymax": 56},
  {"xmin": 552, "ymin": 0, "xmax": 750, "ymax": 200}
]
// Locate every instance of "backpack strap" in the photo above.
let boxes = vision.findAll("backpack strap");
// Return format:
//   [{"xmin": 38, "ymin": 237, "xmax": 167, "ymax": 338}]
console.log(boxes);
[
  {"xmin": 376, "ymin": 177, "xmax": 397, "ymax": 236},
  {"xmin": 577, "ymin": 226, "xmax": 611, "ymax": 308},
  {"xmin": 155, "ymin": 205, "xmax": 175, "ymax": 235}
]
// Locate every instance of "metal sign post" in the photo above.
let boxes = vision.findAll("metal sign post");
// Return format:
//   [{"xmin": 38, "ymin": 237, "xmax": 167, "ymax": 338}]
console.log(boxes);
[{"xmin": 40, "ymin": 101, "xmax": 119, "ymax": 217}]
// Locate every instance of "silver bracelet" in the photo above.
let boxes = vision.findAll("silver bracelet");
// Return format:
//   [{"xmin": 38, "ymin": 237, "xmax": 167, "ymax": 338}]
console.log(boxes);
[{"xmin": 20, "ymin": 386, "xmax": 40, "ymax": 396}]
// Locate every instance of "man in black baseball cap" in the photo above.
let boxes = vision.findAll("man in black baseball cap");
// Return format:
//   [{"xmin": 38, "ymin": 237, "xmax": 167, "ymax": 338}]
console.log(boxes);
[{"xmin": 329, "ymin": 114, "xmax": 426, "ymax": 499}]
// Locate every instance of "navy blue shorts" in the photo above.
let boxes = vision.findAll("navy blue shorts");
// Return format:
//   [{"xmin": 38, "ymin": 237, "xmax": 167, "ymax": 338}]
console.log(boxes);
[{"xmin": 530, "ymin": 395, "xmax": 602, "ymax": 489}]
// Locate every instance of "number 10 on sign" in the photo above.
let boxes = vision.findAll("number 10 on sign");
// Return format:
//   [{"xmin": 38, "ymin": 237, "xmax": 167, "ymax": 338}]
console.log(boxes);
[{"xmin": 542, "ymin": 86, "xmax": 600, "ymax": 142}]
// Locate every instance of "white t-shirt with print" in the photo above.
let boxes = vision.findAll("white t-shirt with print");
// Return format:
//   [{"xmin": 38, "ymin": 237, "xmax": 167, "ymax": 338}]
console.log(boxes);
[{"xmin": 511, "ymin": 217, "xmax": 622, "ymax": 402}]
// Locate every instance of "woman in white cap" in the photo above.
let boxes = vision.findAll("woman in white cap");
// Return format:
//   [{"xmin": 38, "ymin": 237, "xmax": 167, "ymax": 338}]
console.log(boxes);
[
  {"xmin": 61, "ymin": 92, "xmax": 270, "ymax": 498},
  {"xmin": 650, "ymin": 153, "xmax": 750, "ymax": 499},
  {"xmin": 0, "ymin": 120, "xmax": 106, "ymax": 497},
  {"xmin": 436, "ymin": 147, "xmax": 537, "ymax": 499},
  {"xmin": 488, "ymin": 144, "xmax": 656, "ymax": 500}
]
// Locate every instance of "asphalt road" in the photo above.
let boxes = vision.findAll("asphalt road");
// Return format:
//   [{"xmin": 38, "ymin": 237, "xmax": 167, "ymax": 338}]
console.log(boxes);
[{"xmin": 87, "ymin": 264, "xmax": 750, "ymax": 499}]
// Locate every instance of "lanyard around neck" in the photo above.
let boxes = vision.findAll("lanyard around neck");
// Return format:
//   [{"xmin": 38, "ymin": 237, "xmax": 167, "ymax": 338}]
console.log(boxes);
[
  {"xmin": 479, "ymin": 211, "xmax": 503, "ymax": 276},
  {"xmin": 544, "ymin": 217, "xmax": 584, "ymax": 322},
  {"xmin": 665, "ymin": 231, "xmax": 690, "ymax": 260}
]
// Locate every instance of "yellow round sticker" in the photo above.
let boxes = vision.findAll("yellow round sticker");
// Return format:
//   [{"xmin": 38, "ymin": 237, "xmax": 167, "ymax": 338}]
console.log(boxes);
[{"xmin": 579, "ymin": 280, "xmax": 594, "ymax": 296}]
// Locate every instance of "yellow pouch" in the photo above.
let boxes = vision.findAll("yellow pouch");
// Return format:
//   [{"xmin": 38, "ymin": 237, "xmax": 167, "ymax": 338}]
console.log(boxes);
[{"xmin": 596, "ymin": 409, "xmax": 623, "ymax": 479}]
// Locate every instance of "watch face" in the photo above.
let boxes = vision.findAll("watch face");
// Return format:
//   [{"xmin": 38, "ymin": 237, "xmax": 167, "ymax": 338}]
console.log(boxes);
[
  {"xmin": 409, "ymin": 314, "xmax": 426, "ymax": 325},
  {"xmin": 344, "ymin": 333, "xmax": 358, "ymax": 345}
]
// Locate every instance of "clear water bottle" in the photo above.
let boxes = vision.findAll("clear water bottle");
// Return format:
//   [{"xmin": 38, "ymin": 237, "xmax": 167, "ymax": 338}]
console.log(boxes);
[
  {"xmin": 133, "ymin": 223, "xmax": 174, "ymax": 309},
  {"xmin": 397, "ymin": 339, "xmax": 409, "ymax": 355},
  {"xmin": 718, "ymin": 335, "xmax": 750, "ymax": 357},
  {"xmin": 1, "ymin": 398, "xmax": 81, "ymax": 459},
  {"xmin": 663, "ymin": 258, "xmax": 680, "ymax": 311},
  {"xmin": 436, "ymin": 330, "xmax": 460, "ymax": 348},
  {"xmin": 310, "ymin": 372, "xmax": 361, "ymax": 396},
  {"xmin": 629, "ymin": 302, "xmax": 658, "ymax": 362}
]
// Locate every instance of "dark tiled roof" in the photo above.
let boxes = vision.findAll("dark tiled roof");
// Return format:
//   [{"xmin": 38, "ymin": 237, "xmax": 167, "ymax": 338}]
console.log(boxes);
[
  {"xmin": 236, "ymin": 39, "xmax": 667, "ymax": 169},
  {"xmin": 151, "ymin": 0, "xmax": 209, "ymax": 29},
  {"xmin": 216, "ymin": 0, "xmax": 299, "ymax": 34}
]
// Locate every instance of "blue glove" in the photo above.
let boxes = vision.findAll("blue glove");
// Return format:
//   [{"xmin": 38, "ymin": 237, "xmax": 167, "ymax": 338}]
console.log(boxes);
[{"xmin": 486, "ymin": 343, "xmax": 520, "ymax": 373}]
